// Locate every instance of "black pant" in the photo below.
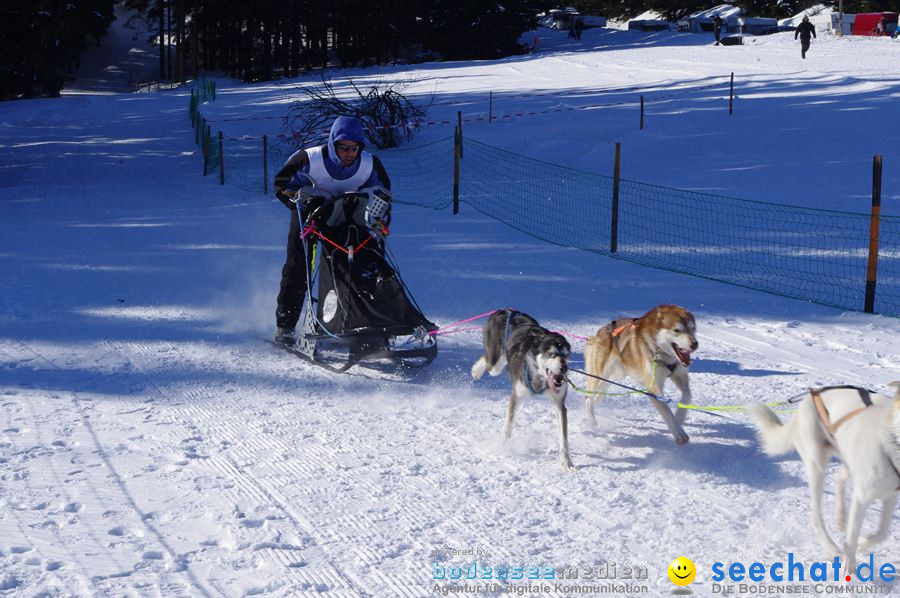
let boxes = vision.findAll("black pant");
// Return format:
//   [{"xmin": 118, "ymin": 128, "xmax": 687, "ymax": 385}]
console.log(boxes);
[
  {"xmin": 276, "ymin": 207, "xmax": 314, "ymax": 330},
  {"xmin": 801, "ymin": 39, "xmax": 810, "ymax": 58}
]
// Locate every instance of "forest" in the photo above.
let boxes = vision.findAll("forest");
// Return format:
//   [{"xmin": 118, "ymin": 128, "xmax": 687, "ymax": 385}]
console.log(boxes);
[{"xmin": 2, "ymin": 0, "xmax": 895, "ymax": 100}]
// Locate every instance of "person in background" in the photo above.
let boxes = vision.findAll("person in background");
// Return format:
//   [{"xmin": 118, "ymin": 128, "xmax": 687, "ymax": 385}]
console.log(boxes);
[
  {"xmin": 713, "ymin": 15, "xmax": 723, "ymax": 45},
  {"xmin": 574, "ymin": 17, "xmax": 585, "ymax": 40},
  {"xmin": 271, "ymin": 116, "xmax": 391, "ymax": 345},
  {"xmin": 874, "ymin": 17, "xmax": 885, "ymax": 36},
  {"xmin": 795, "ymin": 15, "xmax": 816, "ymax": 59}
]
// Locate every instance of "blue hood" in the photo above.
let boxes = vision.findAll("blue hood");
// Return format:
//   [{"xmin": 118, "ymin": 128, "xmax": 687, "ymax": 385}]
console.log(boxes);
[{"xmin": 328, "ymin": 116, "xmax": 366, "ymax": 166}]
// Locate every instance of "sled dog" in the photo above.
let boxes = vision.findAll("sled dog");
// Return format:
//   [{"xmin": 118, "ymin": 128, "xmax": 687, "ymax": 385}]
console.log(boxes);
[
  {"xmin": 471, "ymin": 310, "xmax": 574, "ymax": 471},
  {"xmin": 749, "ymin": 383, "xmax": 900, "ymax": 577},
  {"xmin": 583, "ymin": 304, "xmax": 698, "ymax": 444}
]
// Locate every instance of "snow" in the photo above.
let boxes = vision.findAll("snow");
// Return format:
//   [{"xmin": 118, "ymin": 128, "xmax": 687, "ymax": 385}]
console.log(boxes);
[
  {"xmin": 1, "ymin": 11, "xmax": 898, "ymax": 597},
  {"xmin": 687, "ymin": 4, "xmax": 743, "ymax": 20}
]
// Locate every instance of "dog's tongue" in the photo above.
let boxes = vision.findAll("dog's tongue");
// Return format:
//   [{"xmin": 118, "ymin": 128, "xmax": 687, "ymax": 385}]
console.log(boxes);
[
  {"xmin": 674, "ymin": 346, "xmax": 692, "ymax": 367},
  {"xmin": 546, "ymin": 371, "xmax": 565, "ymax": 389}
]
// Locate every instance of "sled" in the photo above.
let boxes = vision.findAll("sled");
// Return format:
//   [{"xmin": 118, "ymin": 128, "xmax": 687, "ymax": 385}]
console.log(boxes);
[{"xmin": 290, "ymin": 191, "xmax": 437, "ymax": 372}]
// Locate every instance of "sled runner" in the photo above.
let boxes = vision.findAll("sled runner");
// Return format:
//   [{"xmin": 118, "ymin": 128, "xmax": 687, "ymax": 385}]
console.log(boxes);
[{"xmin": 288, "ymin": 190, "xmax": 437, "ymax": 372}]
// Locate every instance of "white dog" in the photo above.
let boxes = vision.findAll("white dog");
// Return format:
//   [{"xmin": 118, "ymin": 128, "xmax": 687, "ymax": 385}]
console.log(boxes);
[{"xmin": 749, "ymin": 383, "xmax": 900, "ymax": 576}]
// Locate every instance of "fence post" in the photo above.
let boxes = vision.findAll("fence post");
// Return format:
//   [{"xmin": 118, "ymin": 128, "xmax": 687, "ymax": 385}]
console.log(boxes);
[
  {"xmin": 195, "ymin": 113, "xmax": 201, "ymax": 144},
  {"xmin": 263, "ymin": 135, "xmax": 268, "ymax": 195},
  {"xmin": 457, "ymin": 111, "xmax": 463, "ymax": 159},
  {"xmin": 864, "ymin": 154, "xmax": 882, "ymax": 313},
  {"xmin": 640, "ymin": 95, "xmax": 644, "ymax": 130},
  {"xmin": 611, "ymin": 142, "xmax": 621, "ymax": 253},
  {"xmin": 729, "ymin": 72, "xmax": 734, "ymax": 116},
  {"xmin": 190, "ymin": 90, "xmax": 196, "ymax": 126},
  {"xmin": 453, "ymin": 126, "xmax": 460, "ymax": 215},
  {"xmin": 488, "ymin": 91, "xmax": 493, "ymax": 124},
  {"xmin": 218, "ymin": 131, "xmax": 224, "ymax": 185},
  {"xmin": 203, "ymin": 123, "xmax": 210, "ymax": 176}
]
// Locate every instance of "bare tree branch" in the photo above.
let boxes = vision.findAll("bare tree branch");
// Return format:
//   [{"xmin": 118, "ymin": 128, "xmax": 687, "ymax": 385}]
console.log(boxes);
[{"xmin": 283, "ymin": 75, "xmax": 434, "ymax": 150}]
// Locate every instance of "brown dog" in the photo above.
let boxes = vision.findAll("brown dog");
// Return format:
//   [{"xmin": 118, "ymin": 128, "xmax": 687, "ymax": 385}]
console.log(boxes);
[{"xmin": 583, "ymin": 305, "xmax": 698, "ymax": 444}]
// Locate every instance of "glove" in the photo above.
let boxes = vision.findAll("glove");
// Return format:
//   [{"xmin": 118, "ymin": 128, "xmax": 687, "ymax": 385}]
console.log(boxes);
[
  {"xmin": 276, "ymin": 190, "xmax": 297, "ymax": 210},
  {"xmin": 295, "ymin": 186, "xmax": 319, "ymax": 206},
  {"xmin": 360, "ymin": 186, "xmax": 391, "ymax": 232},
  {"xmin": 277, "ymin": 186, "xmax": 321, "ymax": 210}
]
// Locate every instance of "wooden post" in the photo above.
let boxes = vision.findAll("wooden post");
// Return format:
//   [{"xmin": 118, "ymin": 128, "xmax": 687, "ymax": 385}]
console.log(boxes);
[
  {"xmin": 190, "ymin": 89, "xmax": 196, "ymax": 126},
  {"xmin": 488, "ymin": 91, "xmax": 493, "ymax": 124},
  {"xmin": 218, "ymin": 131, "xmax": 224, "ymax": 185},
  {"xmin": 159, "ymin": 0, "xmax": 164, "ymax": 82},
  {"xmin": 200, "ymin": 119, "xmax": 209, "ymax": 176},
  {"xmin": 457, "ymin": 111, "xmax": 463, "ymax": 159},
  {"xmin": 611, "ymin": 142, "xmax": 621, "ymax": 253},
  {"xmin": 453, "ymin": 126, "xmax": 460, "ymax": 215},
  {"xmin": 864, "ymin": 154, "xmax": 882, "ymax": 313},
  {"xmin": 729, "ymin": 72, "xmax": 734, "ymax": 116},
  {"xmin": 640, "ymin": 95, "xmax": 644, "ymax": 130},
  {"xmin": 263, "ymin": 135, "xmax": 268, "ymax": 195}
]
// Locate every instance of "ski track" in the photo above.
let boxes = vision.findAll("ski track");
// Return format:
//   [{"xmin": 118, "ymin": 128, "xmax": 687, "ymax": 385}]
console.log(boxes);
[
  {"xmin": 2, "ymin": 257, "xmax": 897, "ymax": 597},
  {"xmin": 102, "ymin": 338, "xmax": 370, "ymax": 596},
  {"xmin": 0, "ymin": 339, "xmax": 207, "ymax": 596}
]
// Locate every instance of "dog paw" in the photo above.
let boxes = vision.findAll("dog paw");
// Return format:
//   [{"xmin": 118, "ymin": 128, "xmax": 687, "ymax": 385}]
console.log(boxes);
[
  {"xmin": 675, "ymin": 433, "xmax": 689, "ymax": 445},
  {"xmin": 559, "ymin": 460, "xmax": 577, "ymax": 472},
  {"xmin": 470, "ymin": 357, "xmax": 488, "ymax": 380}
]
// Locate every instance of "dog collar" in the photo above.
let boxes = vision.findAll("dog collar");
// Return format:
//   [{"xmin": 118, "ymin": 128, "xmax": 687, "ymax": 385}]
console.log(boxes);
[
  {"xmin": 524, "ymin": 361, "xmax": 545, "ymax": 395},
  {"xmin": 653, "ymin": 353, "xmax": 678, "ymax": 373},
  {"xmin": 659, "ymin": 358, "xmax": 678, "ymax": 373}
]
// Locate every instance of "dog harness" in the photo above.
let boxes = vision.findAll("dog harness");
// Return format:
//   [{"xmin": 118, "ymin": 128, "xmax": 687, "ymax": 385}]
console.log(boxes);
[
  {"xmin": 503, "ymin": 310, "xmax": 543, "ymax": 395},
  {"xmin": 810, "ymin": 385, "xmax": 872, "ymax": 438},
  {"xmin": 811, "ymin": 385, "xmax": 900, "ymax": 489},
  {"xmin": 609, "ymin": 318, "xmax": 677, "ymax": 374}
]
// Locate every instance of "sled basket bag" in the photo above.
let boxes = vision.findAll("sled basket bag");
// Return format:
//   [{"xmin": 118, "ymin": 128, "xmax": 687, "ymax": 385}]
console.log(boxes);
[{"xmin": 311, "ymin": 195, "xmax": 433, "ymax": 336}]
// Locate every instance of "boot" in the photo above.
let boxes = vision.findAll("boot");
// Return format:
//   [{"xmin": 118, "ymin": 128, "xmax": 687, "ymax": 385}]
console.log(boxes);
[{"xmin": 275, "ymin": 327, "xmax": 296, "ymax": 345}]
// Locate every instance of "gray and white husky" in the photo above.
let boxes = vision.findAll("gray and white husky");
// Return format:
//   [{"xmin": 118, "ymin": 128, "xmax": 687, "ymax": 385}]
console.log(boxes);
[{"xmin": 471, "ymin": 310, "xmax": 574, "ymax": 471}]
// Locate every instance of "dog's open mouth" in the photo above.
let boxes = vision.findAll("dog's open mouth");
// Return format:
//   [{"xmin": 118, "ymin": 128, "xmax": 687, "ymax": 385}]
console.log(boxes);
[
  {"xmin": 672, "ymin": 344, "xmax": 693, "ymax": 367},
  {"xmin": 545, "ymin": 370, "xmax": 566, "ymax": 390}
]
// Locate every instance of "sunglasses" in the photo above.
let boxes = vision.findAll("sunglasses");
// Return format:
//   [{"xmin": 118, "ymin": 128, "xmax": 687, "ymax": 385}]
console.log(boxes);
[{"xmin": 335, "ymin": 143, "xmax": 361, "ymax": 153}]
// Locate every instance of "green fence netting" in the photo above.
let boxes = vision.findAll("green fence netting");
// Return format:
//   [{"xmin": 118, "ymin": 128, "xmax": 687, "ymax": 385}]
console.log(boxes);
[
  {"xmin": 456, "ymin": 138, "xmax": 899, "ymax": 316},
  {"xmin": 188, "ymin": 89, "xmax": 899, "ymax": 316}
]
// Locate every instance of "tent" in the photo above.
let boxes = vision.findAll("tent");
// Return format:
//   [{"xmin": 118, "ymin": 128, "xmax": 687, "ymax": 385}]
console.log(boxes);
[
  {"xmin": 677, "ymin": 4, "xmax": 742, "ymax": 33},
  {"xmin": 850, "ymin": 12, "xmax": 898, "ymax": 36}
]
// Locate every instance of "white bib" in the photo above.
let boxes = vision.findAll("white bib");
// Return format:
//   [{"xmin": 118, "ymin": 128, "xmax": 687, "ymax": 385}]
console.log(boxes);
[{"xmin": 306, "ymin": 145, "xmax": 374, "ymax": 197}]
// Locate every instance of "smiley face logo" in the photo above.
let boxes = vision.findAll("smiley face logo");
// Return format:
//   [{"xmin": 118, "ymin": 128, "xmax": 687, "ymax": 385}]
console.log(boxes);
[{"xmin": 668, "ymin": 557, "xmax": 696, "ymax": 586}]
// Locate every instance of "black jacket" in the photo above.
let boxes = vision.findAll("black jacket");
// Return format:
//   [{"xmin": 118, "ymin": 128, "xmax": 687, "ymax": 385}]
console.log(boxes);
[{"xmin": 795, "ymin": 21, "xmax": 816, "ymax": 41}]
